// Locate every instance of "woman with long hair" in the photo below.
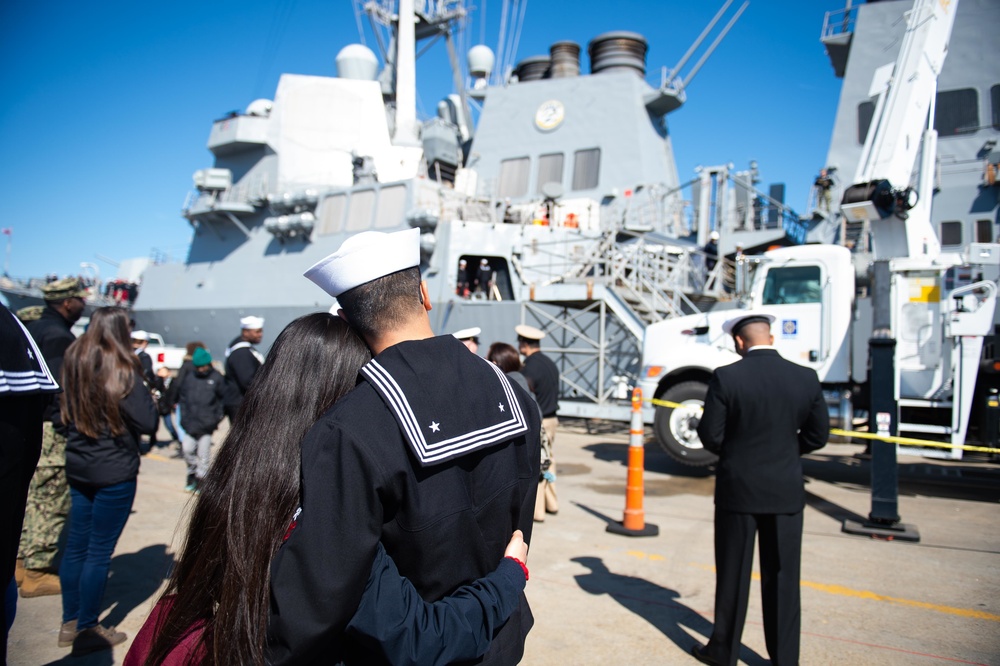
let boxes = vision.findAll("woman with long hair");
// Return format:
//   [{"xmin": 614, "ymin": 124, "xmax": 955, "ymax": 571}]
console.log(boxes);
[
  {"xmin": 58, "ymin": 306, "xmax": 159, "ymax": 656},
  {"xmin": 129, "ymin": 313, "xmax": 529, "ymax": 666}
]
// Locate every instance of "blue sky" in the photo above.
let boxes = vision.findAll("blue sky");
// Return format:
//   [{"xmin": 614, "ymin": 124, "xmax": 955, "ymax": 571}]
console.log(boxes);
[{"xmin": 0, "ymin": 0, "xmax": 845, "ymax": 284}]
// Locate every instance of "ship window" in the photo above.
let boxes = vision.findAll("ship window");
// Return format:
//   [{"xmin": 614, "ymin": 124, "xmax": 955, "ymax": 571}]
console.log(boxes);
[
  {"xmin": 571, "ymin": 148, "xmax": 600, "ymax": 191},
  {"xmin": 762, "ymin": 265, "xmax": 821, "ymax": 305},
  {"xmin": 498, "ymin": 157, "xmax": 530, "ymax": 198},
  {"xmin": 375, "ymin": 185, "xmax": 407, "ymax": 229},
  {"xmin": 934, "ymin": 88, "xmax": 978, "ymax": 136},
  {"xmin": 536, "ymin": 153, "xmax": 564, "ymax": 193},
  {"xmin": 976, "ymin": 219, "xmax": 993, "ymax": 243},
  {"xmin": 992, "ymin": 85, "xmax": 1000, "ymax": 130},
  {"xmin": 857, "ymin": 101, "xmax": 875, "ymax": 145},
  {"xmin": 317, "ymin": 194, "xmax": 346, "ymax": 236},
  {"xmin": 346, "ymin": 190, "xmax": 376, "ymax": 232},
  {"xmin": 940, "ymin": 221, "xmax": 962, "ymax": 246}
]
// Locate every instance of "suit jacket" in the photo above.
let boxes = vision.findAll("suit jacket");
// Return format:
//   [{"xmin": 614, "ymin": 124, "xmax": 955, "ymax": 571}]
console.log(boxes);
[{"xmin": 696, "ymin": 348, "xmax": 829, "ymax": 514}]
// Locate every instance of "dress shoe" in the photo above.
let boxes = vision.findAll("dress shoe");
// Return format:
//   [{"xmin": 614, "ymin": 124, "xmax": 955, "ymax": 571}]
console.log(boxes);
[
  {"xmin": 19, "ymin": 569, "xmax": 61, "ymax": 598},
  {"xmin": 14, "ymin": 558, "xmax": 25, "ymax": 587},
  {"xmin": 691, "ymin": 643, "xmax": 723, "ymax": 665},
  {"xmin": 71, "ymin": 625, "xmax": 127, "ymax": 656},
  {"xmin": 58, "ymin": 620, "xmax": 79, "ymax": 647}
]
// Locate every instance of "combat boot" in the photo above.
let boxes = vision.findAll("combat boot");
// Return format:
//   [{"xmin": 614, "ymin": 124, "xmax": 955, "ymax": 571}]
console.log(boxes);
[
  {"xmin": 14, "ymin": 558, "xmax": 25, "ymax": 587},
  {"xmin": 20, "ymin": 569, "xmax": 61, "ymax": 597},
  {"xmin": 71, "ymin": 625, "xmax": 127, "ymax": 656},
  {"xmin": 58, "ymin": 620, "xmax": 79, "ymax": 647}
]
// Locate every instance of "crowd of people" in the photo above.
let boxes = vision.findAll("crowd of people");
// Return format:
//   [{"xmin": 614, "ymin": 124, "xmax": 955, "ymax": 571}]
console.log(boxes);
[{"xmin": 1, "ymin": 228, "xmax": 828, "ymax": 666}]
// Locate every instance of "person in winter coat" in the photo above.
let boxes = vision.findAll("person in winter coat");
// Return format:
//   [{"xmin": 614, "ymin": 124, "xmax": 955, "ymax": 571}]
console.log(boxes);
[
  {"xmin": 176, "ymin": 348, "xmax": 225, "ymax": 492},
  {"xmin": 57, "ymin": 307, "xmax": 158, "ymax": 656}
]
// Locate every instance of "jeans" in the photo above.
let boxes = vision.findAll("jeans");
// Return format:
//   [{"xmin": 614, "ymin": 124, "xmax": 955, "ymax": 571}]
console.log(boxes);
[
  {"xmin": 161, "ymin": 412, "xmax": 179, "ymax": 443},
  {"xmin": 60, "ymin": 480, "xmax": 136, "ymax": 629},
  {"xmin": 182, "ymin": 434, "xmax": 212, "ymax": 480}
]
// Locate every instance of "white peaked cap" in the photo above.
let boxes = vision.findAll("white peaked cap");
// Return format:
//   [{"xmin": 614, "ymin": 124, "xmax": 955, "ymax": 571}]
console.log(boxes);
[
  {"xmin": 240, "ymin": 316, "xmax": 265, "ymax": 330},
  {"xmin": 130, "ymin": 330, "xmax": 149, "ymax": 341},
  {"xmin": 452, "ymin": 326, "xmax": 481, "ymax": 340},
  {"xmin": 721, "ymin": 310, "xmax": 775, "ymax": 336},
  {"xmin": 515, "ymin": 324, "xmax": 545, "ymax": 340},
  {"xmin": 304, "ymin": 228, "xmax": 421, "ymax": 298}
]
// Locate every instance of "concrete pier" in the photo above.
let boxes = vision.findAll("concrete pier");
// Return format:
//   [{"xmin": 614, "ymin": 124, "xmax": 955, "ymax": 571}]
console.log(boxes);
[{"xmin": 9, "ymin": 421, "xmax": 1000, "ymax": 665}]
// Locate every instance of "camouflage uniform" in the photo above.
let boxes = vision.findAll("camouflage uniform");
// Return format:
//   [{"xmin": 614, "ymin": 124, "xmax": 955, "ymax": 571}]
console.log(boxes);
[{"xmin": 18, "ymin": 421, "xmax": 70, "ymax": 569}]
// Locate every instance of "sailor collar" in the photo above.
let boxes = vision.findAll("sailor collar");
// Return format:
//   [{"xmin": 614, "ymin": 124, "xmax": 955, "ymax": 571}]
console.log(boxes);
[{"xmin": 360, "ymin": 336, "xmax": 529, "ymax": 467}]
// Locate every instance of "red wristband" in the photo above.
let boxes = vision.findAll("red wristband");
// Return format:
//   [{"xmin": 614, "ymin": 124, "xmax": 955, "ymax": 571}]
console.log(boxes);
[{"xmin": 505, "ymin": 556, "xmax": 529, "ymax": 581}]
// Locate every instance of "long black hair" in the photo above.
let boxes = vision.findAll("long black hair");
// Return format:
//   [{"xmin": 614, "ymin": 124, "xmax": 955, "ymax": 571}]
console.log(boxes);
[{"xmin": 145, "ymin": 313, "xmax": 371, "ymax": 666}]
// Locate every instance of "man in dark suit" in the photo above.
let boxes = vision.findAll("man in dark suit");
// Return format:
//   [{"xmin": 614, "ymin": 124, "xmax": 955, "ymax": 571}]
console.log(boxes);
[{"xmin": 693, "ymin": 311, "xmax": 829, "ymax": 666}]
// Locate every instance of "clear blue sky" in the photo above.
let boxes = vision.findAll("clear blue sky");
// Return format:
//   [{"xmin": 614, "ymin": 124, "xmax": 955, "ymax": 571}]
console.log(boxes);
[{"xmin": 0, "ymin": 0, "xmax": 845, "ymax": 283}]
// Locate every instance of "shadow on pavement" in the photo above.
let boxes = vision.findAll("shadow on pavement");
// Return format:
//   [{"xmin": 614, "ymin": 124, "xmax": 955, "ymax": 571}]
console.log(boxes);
[
  {"xmin": 582, "ymin": 442, "xmax": 715, "ymax": 478},
  {"xmin": 571, "ymin": 556, "xmax": 768, "ymax": 666},
  {"xmin": 42, "ymin": 650, "xmax": 114, "ymax": 666},
  {"xmin": 101, "ymin": 544, "xmax": 174, "ymax": 628}
]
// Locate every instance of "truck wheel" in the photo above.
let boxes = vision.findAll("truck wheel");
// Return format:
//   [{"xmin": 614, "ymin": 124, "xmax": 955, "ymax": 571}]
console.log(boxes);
[{"xmin": 653, "ymin": 381, "xmax": 718, "ymax": 467}]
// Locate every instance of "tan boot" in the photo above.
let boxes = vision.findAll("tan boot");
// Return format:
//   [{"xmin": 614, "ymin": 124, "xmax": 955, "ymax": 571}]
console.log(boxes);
[
  {"xmin": 14, "ymin": 558, "xmax": 25, "ymax": 587},
  {"xmin": 58, "ymin": 619, "xmax": 79, "ymax": 647},
  {"xmin": 19, "ymin": 569, "xmax": 61, "ymax": 598}
]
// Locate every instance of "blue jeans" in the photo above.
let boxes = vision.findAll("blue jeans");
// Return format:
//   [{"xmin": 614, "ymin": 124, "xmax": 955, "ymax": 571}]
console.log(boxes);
[{"xmin": 59, "ymin": 480, "xmax": 136, "ymax": 629}]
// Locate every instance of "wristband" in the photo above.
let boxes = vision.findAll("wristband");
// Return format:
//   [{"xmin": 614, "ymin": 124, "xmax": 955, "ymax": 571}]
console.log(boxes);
[{"xmin": 505, "ymin": 556, "xmax": 529, "ymax": 581}]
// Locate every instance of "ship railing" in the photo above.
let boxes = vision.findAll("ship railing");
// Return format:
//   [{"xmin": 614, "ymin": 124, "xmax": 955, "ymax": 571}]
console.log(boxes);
[{"xmin": 821, "ymin": 5, "xmax": 857, "ymax": 40}]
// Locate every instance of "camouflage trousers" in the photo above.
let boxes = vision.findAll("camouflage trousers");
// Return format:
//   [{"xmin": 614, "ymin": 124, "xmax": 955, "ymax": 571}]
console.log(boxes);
[{"xmin": 18, "ymin": 421, "xmax": 70, "ymax": 570}]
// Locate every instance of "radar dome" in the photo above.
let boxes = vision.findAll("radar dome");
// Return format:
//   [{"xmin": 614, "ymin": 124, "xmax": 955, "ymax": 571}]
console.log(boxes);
[
  {"xmin": 246, "ymin": 99, "xmax": 273, "ymax": 116},
  {"xmin": 336, "ymin": 44, "xmax": 379, "ymax": 81},
  {"xmin": 467, "ymin": 45, "xmax": 495, "ymax": 79}
]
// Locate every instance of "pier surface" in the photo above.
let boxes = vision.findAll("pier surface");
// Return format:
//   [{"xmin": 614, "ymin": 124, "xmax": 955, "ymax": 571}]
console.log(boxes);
[{"xmin": 9, "ymin": 421, "xmax": 1000, "ymax": 665}]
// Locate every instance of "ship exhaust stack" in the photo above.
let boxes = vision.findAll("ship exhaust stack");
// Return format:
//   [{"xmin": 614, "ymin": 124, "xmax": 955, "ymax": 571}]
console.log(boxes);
[
  {"xmin": 549, "ymin": 41, "xmax": 581, "ymax": 78},
  {"xmin": 514, "ymin": 56, "xmax": 551, "ymax": 82},
  {"xmin": 588, "ymin": 32, "xmax": 647, "ymax": 78}
]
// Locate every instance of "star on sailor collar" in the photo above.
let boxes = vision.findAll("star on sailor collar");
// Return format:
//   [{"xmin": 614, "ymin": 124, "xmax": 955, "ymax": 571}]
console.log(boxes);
[
  {"xmin": 498, "ymin": 402, "xmax": 505, "ymax": 412},
  {"xmin": 429, "ymin": 421, "xmax": 441, "ymax": 433},
  {"xmin": 27, "ymin": 348, "xmax": 34, "ymax": 361}
]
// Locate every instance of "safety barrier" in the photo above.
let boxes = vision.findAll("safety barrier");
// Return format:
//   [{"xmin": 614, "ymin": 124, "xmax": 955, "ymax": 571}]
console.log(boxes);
[
  {"xmin": 646, "ymin": 397, "xmax": 1000, "ymax": 455},
  {"xmin": 607, "ymin": 388, "xmax": 659, "ymax": 537}
]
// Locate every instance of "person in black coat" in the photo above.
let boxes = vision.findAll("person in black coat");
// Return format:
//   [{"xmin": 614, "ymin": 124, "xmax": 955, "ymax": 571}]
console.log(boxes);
[
  {"xmin": 177, "ymin": 348, "xmax": 225, "ymax": 492},
  {"xmin": 693, "ymin": 312, "xmax": 829, "ymax": 666},
  {"xmin": 223, "ymin": 317, "xmax": 264, "ymax": 422}
]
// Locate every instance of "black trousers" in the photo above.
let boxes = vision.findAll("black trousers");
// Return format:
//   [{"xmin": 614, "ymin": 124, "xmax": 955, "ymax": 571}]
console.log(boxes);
[{"xmin": 706, "ymin": 508, "xmax": 803, "ymax": 666}]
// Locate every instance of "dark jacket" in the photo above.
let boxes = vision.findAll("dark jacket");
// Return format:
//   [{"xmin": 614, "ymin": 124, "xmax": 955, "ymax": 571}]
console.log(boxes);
[
  {"xmin": 177, "ymin": 368, "xmax": 226, "ymax": 437},
  {"xmin": 696, "ymin": 348, "xmax": 829, "ymax": 514},
  {"xmin": 25, "ymin": 306, "xmax": 76, "ymax": 425},
  {"xmin": 224, "ymin": 336, "xmax": 262, "ymax": 408},
  {"xmin": 65, "ymin": 369, "xmax": 158, "ymax": 488},
  {"xmin": 521, "ymin": 351, "xmax": 559, "ymax": 418}
]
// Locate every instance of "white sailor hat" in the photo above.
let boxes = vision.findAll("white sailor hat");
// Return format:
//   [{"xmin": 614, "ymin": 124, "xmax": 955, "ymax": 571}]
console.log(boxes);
[
  {"xmin": 130, "ymin": 330, "xmax": 149, "ymax": 341},
  {"xmin": 515, "ymin": 324, "xmax": 545, "ymax": 341},
  {"xmin": 452, "ymin": 326, "xmax": 481, "ymax": 341},
  {"xmin": 304, "ymin": 228, "xmax": 421, "ymax": 298},
  {"xmin": 721, "ymin": 310, "xmax": 775, "ymax": 336},
  {"xmin": 240, "ymin": 315, "xmax": 265, "ymax": 330}
]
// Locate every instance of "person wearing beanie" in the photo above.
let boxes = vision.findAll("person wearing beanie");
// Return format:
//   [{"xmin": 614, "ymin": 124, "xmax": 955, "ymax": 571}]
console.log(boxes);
[{"xmin": 176, "ymin": 348, "xmax": 225, "ymax": 492}]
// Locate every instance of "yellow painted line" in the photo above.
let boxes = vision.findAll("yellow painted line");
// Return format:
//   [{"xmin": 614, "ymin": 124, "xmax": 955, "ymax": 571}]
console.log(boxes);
[
  {"xmin": 801, "ymin": 580, "xmax": 1000, "ymax": 623},
  {"xmin": 624, "ymin": 551, "xmax": 1000, "ymax": 623},
  {"xmin": 145, "ymin": 453, "xmax": 171, "ymax": 462}
]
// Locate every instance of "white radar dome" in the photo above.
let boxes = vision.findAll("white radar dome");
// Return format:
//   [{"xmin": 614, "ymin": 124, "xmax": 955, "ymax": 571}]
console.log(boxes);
[
  {"xmin": 336, "ymin": 44, "xmax": 379, "ymax": 81},
  {"xmin": 467, "ymin": 45, "xmax": 495, "ymax": 79},
  {"xmin": 246, "ymin": 98, "xmax": 273, "ymax": 116}
]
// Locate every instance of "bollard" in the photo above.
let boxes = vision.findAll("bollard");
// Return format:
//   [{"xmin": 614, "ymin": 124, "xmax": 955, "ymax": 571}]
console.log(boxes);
[{"xmin": 607, "ymin": 388, "xmax": 659, "ymax": 537}]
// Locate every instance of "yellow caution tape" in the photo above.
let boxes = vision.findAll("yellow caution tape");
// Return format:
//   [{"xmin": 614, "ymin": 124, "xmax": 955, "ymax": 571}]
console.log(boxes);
[{"xmin": 644, "ymin": 396, "xmax": 1000, "ymax": 454}]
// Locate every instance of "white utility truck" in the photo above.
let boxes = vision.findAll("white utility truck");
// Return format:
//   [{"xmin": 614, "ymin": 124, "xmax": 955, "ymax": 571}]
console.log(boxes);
[{"xmin": 639, "ymin": 0, "xmax": 1000, "ymax": 467}]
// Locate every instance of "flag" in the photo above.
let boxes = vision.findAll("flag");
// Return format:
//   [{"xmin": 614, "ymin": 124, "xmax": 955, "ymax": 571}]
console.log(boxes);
[{"xmin": 1, "ymin": 228, "xmax": 10, "ymax": 236}]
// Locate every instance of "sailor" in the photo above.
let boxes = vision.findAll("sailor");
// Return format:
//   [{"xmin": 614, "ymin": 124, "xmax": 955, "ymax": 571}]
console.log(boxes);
[
  {"xmin": 475, "ymin": 258, "xmax": 494, "ymax": 297},
  {"xmin": 452, "ymin": 326, "xmax": 481, "ymax": 354},
  {"xmin": 267, "ymin": 228, "xmax": 540, "ymax": 664},
  {"xmin": 130, "ymin": 330, "xmax": 156, "ymax": 387},
  {"xmin": 704, "ymin": 230, "xmax": 720, "ymax": 273},
  {"xmin": 692, "ymin": 311, "xmax": 829, "ymax": 666},
  {"xmin": 814, "ymin": 168, "xmax": 834, "ymax": 213},
  {"xmin": 223, "ymin": 316, "xmax": 265, "ymax": 422},
  {"xmin": 1, "ymin": 305, "xmax": 60, "ymax": 648},
  {"xmin": 456, "ymin": 259, "xmax": 470, "ymax": 298},
  {"xmin": 515, "ymin": 325, "xmax": 560, "ymax": 522},
  {"xmin": 17, "ymin": 277, "xmax": 87, "ymax": 598}
]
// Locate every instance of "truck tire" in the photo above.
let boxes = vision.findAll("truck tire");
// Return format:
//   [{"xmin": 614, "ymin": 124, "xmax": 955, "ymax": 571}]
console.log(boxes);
[{"xmin": 653, "ymin": 381, "xmax": 718, "ymax": 467}]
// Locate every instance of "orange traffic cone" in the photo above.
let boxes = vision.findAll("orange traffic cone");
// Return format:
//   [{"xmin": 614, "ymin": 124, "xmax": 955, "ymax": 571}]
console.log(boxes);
[{"xmin": 607, "ymin": 388, "xmax": 659, "ymax": 537}]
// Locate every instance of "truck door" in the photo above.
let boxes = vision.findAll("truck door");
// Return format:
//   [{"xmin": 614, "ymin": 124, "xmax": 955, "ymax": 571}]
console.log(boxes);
[{"xmin": 760, "ymin": 264, "xmax": 826, "ymax": 371}]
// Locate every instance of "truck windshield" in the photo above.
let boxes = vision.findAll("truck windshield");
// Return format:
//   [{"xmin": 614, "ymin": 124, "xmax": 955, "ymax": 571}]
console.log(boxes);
[{"xmin": 762, "ymin": 265, "xmax": 822, "ymax": 305}]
